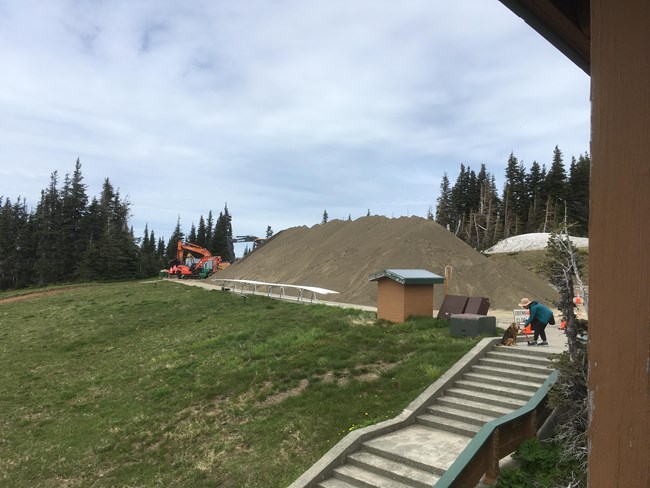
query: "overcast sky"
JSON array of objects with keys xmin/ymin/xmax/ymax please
[{"xmin": 0, "ymin": 0, "xmax": 590, "ymax": 255}]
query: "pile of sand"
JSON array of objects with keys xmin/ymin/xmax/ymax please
[{"xmin": 213, "ymin": 216, "xmax": 558, "ymax": 310}]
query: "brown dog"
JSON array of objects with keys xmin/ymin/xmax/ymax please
[{"xmin": 501, "ymin": 322, "xmax": 519, "ymax": 346}]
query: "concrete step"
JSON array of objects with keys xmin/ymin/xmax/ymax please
[
  {"xmin": 347, "ymin": 451, "xmax": 440, "ymax": 488},
  {"xmin": 454, "ymin": 379, "xmax": 534, "ymax": 402},
  {"xmin": 478, "ymin": 357, "xmax": 552, "ymax": 375},
  {"xmin": 416, "ymin": 413, "xmax": 480, "ymax": 438},
  {"xmin": 425, "ymin": 404, "xmax": 498, "ymax": 426},
  {"xmin": 331, "ymin": 464, "xmax": 414, "ymax": 488},
  {"xmin": 446, "ymin": 387, "xmax": 528, "ymax": 410},
  {"xmin": 318, "ymin": 477, "xmax": 358, "ymax": 488},
  {"xmin": 362, "ymin": 425, "xmax": 469, "ymax": 475},
  {"xmin": 486, "ymin": 350, "xmax": 552, "ymax": 366},
  {"xmin": 463, "ymin": 371, "xmax": 543, "ymax": 392},
  {"xmin": 435, "ymin": 394, "xmax": 513, "ymax": 418},
  {"xmin": 470, "ymin": 364, "xmax": 549, "ymax": 384},
  {"xmin": 493, "ymin": 344, "xmax": 553, "ymax": 358}
]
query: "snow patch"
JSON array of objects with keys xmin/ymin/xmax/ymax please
[{"xmin": 486, "ymin": 233, "xmax": 589, "ymax": 254}]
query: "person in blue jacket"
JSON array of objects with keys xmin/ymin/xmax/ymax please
[{"xmin": 519, "ymin": 297, "xmax": 555, "ymax": 346}]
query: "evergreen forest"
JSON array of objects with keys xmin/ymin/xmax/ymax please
[
  {"xmin": 0, "ymin": 159, "xmax": 234, "ymax": 290},
  {"xmin": 433, "ymin": 146, "xmax": 590, "ymax": 250}
]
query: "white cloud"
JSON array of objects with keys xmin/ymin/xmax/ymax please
[{"xmin": 0, "ymin": 0, "xmax": 590, "ymax": 247}]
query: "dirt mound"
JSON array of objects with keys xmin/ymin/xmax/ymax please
[{"xmin": 214, "ymin": 216, "xmax": 558, "ymax": 309}]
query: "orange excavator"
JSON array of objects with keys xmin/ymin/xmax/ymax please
[{"xmin": 167, "ymin": 241, "xmax": 224, "ymax": 279}]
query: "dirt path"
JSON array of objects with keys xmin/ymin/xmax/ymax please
[{"xmin": 0, "ymin": 285, "xmax": 90, "ymax": 304}]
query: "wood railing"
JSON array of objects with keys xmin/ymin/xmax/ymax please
[{"xmin": 434, "ymin": 370, "xmax": 559, "ymax": 487}]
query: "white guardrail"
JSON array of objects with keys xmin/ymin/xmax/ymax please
[{"xmin": 212, "ymin": 279, "xmax": 339, "ymax": 303}]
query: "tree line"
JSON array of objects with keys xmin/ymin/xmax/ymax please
[
  {"xmin": 0, "ymin": 159, "xmax": 235, "ymax": 290},
  {"xmin": 433, "ymin": 146, "xmax": 589, "ymax": 250}
]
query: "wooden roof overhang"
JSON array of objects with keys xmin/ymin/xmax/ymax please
[{"xmin": 498, "ymin": 0, "xmax": 591, "ymax": 74}]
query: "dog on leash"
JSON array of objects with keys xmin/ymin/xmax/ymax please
[{"xmin": 501, "ymin": 322, "xmax": 519, "ymax": 346}]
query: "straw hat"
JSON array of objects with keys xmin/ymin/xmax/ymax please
[{"xmin": 518, "ymin": 297, "xmax": 532, "ymax": 307}]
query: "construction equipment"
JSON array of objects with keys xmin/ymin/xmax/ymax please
[
  {"xmin": 231, "ymin": 235, "xmax": 267, "ymax": 250},
  {"xmin": 167, "ymin": 241, "xmax": 223, "ymax": 279}
]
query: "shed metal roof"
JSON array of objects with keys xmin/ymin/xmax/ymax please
[{"xmin": 368, "ymin": 269, "xmax": 445, "ymax": 285}]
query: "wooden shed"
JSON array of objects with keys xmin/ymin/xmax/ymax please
[{"xmin": 368, "ymin": 269, "xmax": 444, "ymax": 323}]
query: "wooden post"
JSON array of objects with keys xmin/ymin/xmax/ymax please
[
  {"xmin": 444, "ymin": 265, "xmax": 453, "ymax": 296},
  {"xmin": 483, "ymin": 428, "xmax": 500, "ymax": 485}
]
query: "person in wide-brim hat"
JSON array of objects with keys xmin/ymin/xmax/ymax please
[
  {"xmin": 519, "ymin": 297, "xmax": 555, "ymax": 346},
  {"xmin": 518, "ymin": 297, "xmax": 532, "ymax": 308}
]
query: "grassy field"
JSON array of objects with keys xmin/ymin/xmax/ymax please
[{"xmin": 0, "ymin": 281, "xmax": 482, "ymax": 487}]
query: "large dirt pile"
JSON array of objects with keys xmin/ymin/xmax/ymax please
[{"xmin": 213, "ymin": 216, "xmax": 558, "ymax": 310}]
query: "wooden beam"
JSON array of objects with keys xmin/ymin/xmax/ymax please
[{"xmin": 499, "ymin": 0, "xmax": 590, "ymax": 73}]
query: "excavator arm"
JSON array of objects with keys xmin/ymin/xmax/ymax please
[{"xmin": 176, "ymin": 241, "xmax": 213, "ymax": 262}]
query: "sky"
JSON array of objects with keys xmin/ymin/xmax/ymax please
[{"xmin": 0, "ymin": 0, "xmax": 591, "ymax": 256}]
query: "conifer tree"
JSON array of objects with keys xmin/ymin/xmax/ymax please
[
  {"xmin": 266, "ymin": 226, "xmax": 274, "ymax": 239},
  {"xmin": 13, "ymin": 198, "xmax": 36, "ymax": 288},
  {"xmin": 222, "ymin": 204, "xmax": 235, "ymax": 261},
  {"xmin": 525, "ymin": 161, "xmax": 545, "ymax": 232},
  {"xmin": 205, "ymin": 211, "xmax": 214, "ymax": 251},
  {"xmin": 434, "ymin": 173, "xmax": 453, "ymax": 230},
  {"xmin": 33, "ymin": 172, "xmax": 62, "ymax": 285},
  {"xmin": 59, "ymin": 159, "xmax": 88, "ymax": 280},
  {"xmin": 321, "ymin": 210, "xmax": 328, "ymax": 224},
  {"xmin": 188, "ymin": 223, "xmax": 197, "ymax": 243},
  {"xmin": 211, "ymin": 204, "xmax": 234, "ymax": 261},
  {"xmin": 542, "ymin": 146, "xmax": 568, "ymax": 231},
  {"xmin": 0, "ymin": 198, "xmax": 18, "ymax": 288},
  {"xmin": 196, "ymin": 215, "xmax": 207, "ymax": 247},
  {"xmin": 567, "ymin": 153, "xmax": 590, "ymax": 235},
  {"xmin": 166, "ymin": 217, "xmax": 184, "ymax": 262},
  {"xmin": 502, "ymin": 153, "xmax": 527, "ymax": 237}
]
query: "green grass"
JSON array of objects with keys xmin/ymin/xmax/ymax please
[{"xmin": 0, "ymin": 281, "xmax": 482, "ymax": 487}]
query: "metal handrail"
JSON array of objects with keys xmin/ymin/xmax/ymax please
[{"xmin": 434, "ymin": 369, "xmax": 559, "ymax": 487}]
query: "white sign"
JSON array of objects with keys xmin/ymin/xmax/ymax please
[{"xmin": 513, "ymin": 308, "xmax": 530, "ymax": 325}]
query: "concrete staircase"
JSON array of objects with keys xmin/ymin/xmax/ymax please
[{"xmin": 300, "ymin": 342, "xmax": 556, "ymax": 488}]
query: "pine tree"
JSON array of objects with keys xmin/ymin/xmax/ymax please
[
  {"xmin": 322, "ymin": 210, "xmax": 328, "ymax": 224},
  {"xmin": 196, "ymin": 215, "xmax": 207, "ymax": 247},
  {"xmin": 567, "ymin": 153, "xmax": 590, "ymax": 236},
  {"xmin": 434, "ymin": 173, "xmax": 453, "ymax": 230},
  {"xmin": 211, "ymin": 204, "xmax": 234, "ymax": 261},
  {"xmin": 426, "ymin": 206, "xmax": 434, "ymax": 221},
  {"xmin": 166, "ymin": 216, "xmax": 184, "ymax": 262},
  {"xmin": 0, "ymin": 197, "xmax": 18, "ymax": 289},
  {"xmin": 78, "ymin": 197, "xmax": 103, "ymax": 280},
  {"xmin": 156, "ymin": 237, "xmax": 166, "ymax": 262},
  {"xmin": 502, "ymin": 153, "xmax": 527, "ymax": 237},
  {"xmin": 188, "ymin": 223, "xmax": 197, "ymax": 243},
  {"xmin": 222, "ymin": 204, "xmax": 234, "ymax": 261},
  {"xmin": 205, "ymin": 211, "xmax": 214, "ymax": 251},
  {"xmin": 541, "ymin": 146, "xmax": 569, "ymax": 231},
  {"xmin": 137, "ymin": 224, "xmax": 161, "ymax": 277},
  {"xmin": 468, "ymin": 165, "xmax": 501, "ymax": 249},
  {"xmin": 525, "ymin": 161, "xmax": 545, "ymax": 232},
  {"xmin": 59, "ymin": 159, "xmax": 88, "ymax": 280},
  {"xmin": 266, "ymin": 226, "xmax": 274, "ymax": 239},
  {"xmin": 33, "ymin": 172, "xmax": 62, "ymax": 285},
  {"xmin": 13, "ymin": 198, "xmax": 36, "ymax": 288}
]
